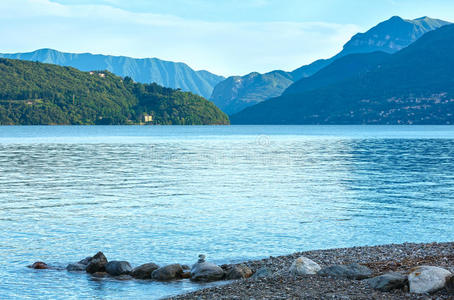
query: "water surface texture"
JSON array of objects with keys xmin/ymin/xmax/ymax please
[{"xmin": 1, "ymin": 126, "xmax": 454, "ymax": 299}]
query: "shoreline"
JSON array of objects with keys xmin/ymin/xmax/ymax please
[{"xmin": 167, "ymin": 242, "xmax": 454, "ymax": 299}]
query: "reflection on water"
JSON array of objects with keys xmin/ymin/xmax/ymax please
[{"xmin": 0, "ymin": 126, "xmax": 454, "ymax": 299}]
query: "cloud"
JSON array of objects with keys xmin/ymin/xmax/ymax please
[{"xmin": 0, "ymin": 0, "xmax": 361, "ymax": 76}]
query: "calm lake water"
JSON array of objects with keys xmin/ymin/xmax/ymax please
[{"xmin": 1, "ymin": 125, "xmax": 454, "ymax": 299}]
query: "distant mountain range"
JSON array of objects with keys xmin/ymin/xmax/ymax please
[
  {"xmin": 231, "ymin": 24, "xmax": 454, "ymax": 125},
  {"xmin": 0, "ymin": 49, "xmax": 224, "ymax": 99},
  {"xmin": 212, "ymin": 16, "xmax": 450, "ymax": 115}
]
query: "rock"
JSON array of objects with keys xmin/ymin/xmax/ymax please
[
  {"xmin": 131, "ymin": 263, "xmax": 160, "ymax": 279},
  {"xmin": 251, "ymin": 267, "xmax": 271, "ymax": 279},
  {"xmin": 115, "ymin": 275, "xmax": 133, "ymax": 280},
  {"xmin": 66, "ymin": 263, "xmax": 87, "ymax": 272},
  {"xmin": 78, "ymin": 257, "xmax": 93, "ymax": 265},
  {"xmin": 105, "ymin": 261, "xmax": 132, "ymax": 276},
  {"xmin": 151, "ymin": 264, "xmax": 183, "ymax": 281},
  {"xmin": 446, "ymin": 275, "xmax": 454, "ymax": 294},
  {"xmin": 92, "ymin": 272, "xmax": 108, "ymax": 278},
  {"xmin": 191, "ymin": 260, "xmax": 225, "ymax": 282},
  {"xmin": 289, "ymin": 256, "xmax": 321, "ymax": 275},
  {"xmin": 29, "ymin": 261, "xmax": 49, "ymax": 269},
  {"xmin": 408, "ymin": 265, "xmax": 452, "ymax": 294},
  {"xmin": 181, "ymin": 271, "xmax": 191, "ymax": 279},
  {"xmin": 317, "ymin": 263, "xmax": 373, "ymax": 280},
  {"xmin": 225, "ymin": 264, "xmax": 253, "ymax": 280},
  {"xmin": 182, "ymin": 265, "xmax": 190, "ymax": 270},
  {"xmin": 366, "ymin": 272, "xmax": 407, "ymax": 291},
  {"xmin": 86, "ymin": 252, "xmax": 108, "ymax": 274}
]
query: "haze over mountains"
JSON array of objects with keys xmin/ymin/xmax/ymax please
[
  {"xmin": 231, "ymin": 23, "xmax": 454, "ymax": 125},
  {"xmin": 0, "ymin": 49, "xmax": 224, "ymax": 99},
  {"xmin": 211, "ymin": 16, "xmax": 450, "ymax": 115}
]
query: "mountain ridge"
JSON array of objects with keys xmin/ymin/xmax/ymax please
[
  {"xmin": 230, "ymin": 24, "xmax": 454, "ymax": 125},
  {"xmin": 211, "ymin": 16, "xmax": 450, "ymax": 115},
  {"xmin": 0, "ymin": 48, "xmax": 224, "ymax": 99}
]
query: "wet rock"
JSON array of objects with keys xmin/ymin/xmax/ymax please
[
  {"xmin": 92, "ymin": 271, "xmax": 108, "ymax": 278},
  {"xmin": 251, "ymin": 267, "xmax": 271, "ymax": 279},
  {"xmin": 289, "ymin": 256, "xmax": 321, "ymax": 275},
  {"xmin": 105, "ymin": 261, "xmax": 132, "ymax": 276},
  {"xmin": 181, "ymin": 271, "xmax": 191, "ymax": 279},
  {"xmin": 151, "ymin": 264, "xmax": 183, "ymax": 281},
  {"xmin": 225, "ymin": 264, "xmax": 253, "ymax": 280},
  {"xmin": 317, "ymin": 263, "xmax": 372, "ymax": 280},
  {"xmin": 182, "ymin": 265, "xmax": 190, "ymax": 270},
  {"xmin": 29, "ymin": 261, "xmax": 49, "ymax": 269},
  {"xmin": 78, "ymin": 257, "xmax": 93, "ymax": 265},
  {"xmin": 66, "ymin": 263, "xmax": 87, "ymax": 272},
  {"xmin": 408, "ymin": 265, "xmax": 452, "ymax": 294},
  {"xmin": 366, "ymin": 272, "xmax": 407, "ymax": 291},
  {"xmin": 191, "ymin": 256, "xmax": 225, "ymax": 282},
  {"xmin": 115, "ymin": 275, "xmax": 133, "ymax": 280},
  {"xmin": 86, "ymin": 252, "xmax": 108, "ymax": 274},
  {"xmin": 446, "ymin": 275, "xmax": 454, "ymax": 294},
  {"xmin": 131, "ymin": 263, "xmax": 160, "ymax": 279}
]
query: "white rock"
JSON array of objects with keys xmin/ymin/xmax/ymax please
[
  {"xmin": 408, "ymin": 265, "xmax": 452, "ymax": 294},
  {"xmin": 289, "ymin": 256, "xmax": 321, "ymax": 275}
]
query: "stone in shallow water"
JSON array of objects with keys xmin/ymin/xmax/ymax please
[
  {"xmin": 366, "ymin": 272, "xmax": 407, "ymax": 291},
  {"xmin": 78, "ymin": 257, "xmax": 93, "ymax": 265},
  {"xmin": 105, "ymin": 261, "xmax": 132, "ymax": 276},
  {"xmin": 289, "ymin": 256, "xmax": 321, "ymax": 275},
  {"xmin": 408, "ymin": 265, "xmax": 452, "ymax": 294},
  {"xmin": 131, "ymin": 263, "xmax": 160, "ymax": 279},
  {"xmin": 225, "ymin": 264, "xmax": 253, "ymax": 280},
  {"xmin": 191, "ymin": 261, "xmax": 225, "ymax": 282},
  {"xmin": 29, "ymin": 262, "xmax": 49, "ymax": 269},
  {"xmin": 66, "ymin": 263, "xmax": 87, "ymax": 272},
  {"xmin": 151, "ymin": 264, "xmax": 183, "ymax": 281},
  {"xmin": 86, "ymin": 252, "xmax": 108, "ymax": 274},
  {"xmin": 317, "ymin": 263, "xmax": 372, "ymax": 280}
]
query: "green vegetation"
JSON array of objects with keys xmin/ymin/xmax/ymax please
[{"xmin": 0, "ymin": 58, "xmax": 229, "ymax": 125}]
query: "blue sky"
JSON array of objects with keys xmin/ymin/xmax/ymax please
[{"xmin": 1, "ymin": 0, "xmax": 453, "ymax": 76}]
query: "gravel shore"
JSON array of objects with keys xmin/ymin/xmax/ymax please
[{"xmin": 167, "ymin": 242, "xmax": 454, "ymax": 299}]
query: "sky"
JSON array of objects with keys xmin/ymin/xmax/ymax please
[{"xmin": 1, "ymin": 0, "xmax": 453, "ymax": 76}]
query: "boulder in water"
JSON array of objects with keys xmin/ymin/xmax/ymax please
[
  {"xmin": 151, "ymin": 264, "xmax": 183, "ymax": 281},
  {"xmin": 86, "ymin": 252, "xmax": 108, "ymax": 274},
  {"xmin": 105, "ymin": 261, "xmax": 132, "ymax": 276},
  {"xmin": 190, "ymin": 255, "xmax": 224, "ymax": 282},
  {"xmin": 66, "ymin": 263, "xmax": 87, "ymax": 272},
  {"xmin": 131, "ymin": 263, "xmax": 160, "ymax": 279},
  {"xmin": 29, "ymin": 262, "xmax": 49, "ymax": 269}
]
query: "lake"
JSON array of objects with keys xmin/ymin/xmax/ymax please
[{"xmin": 1, "ymin": 125, "xmax": 454, "ymax": 299}]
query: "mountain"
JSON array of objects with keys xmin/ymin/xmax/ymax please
[
  {"xmin": 0, "ymin": 49, "xmax": 224, "ymax": 99},
  {"xmin": 211, "ymin": 16, "xmax": 450, "ymax": 115},
  {"xmin": 230, "ymin": 24, "xmax": 454, "ymax": 125},
  {"xmin": 0, "ymin": 58, "xmax": 229, "ymax": 125},
  {"xmin": 284, "ymin": 51, "xmax": 391, "ymax": 95},
  {"xmin": 209, "ymin": 71, "xmax": 293, "ymax": 116}
]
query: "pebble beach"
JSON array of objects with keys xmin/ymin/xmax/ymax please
[{"xmin": 167, "ymin": 242, "xmax": 454, "ymax": 299}]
